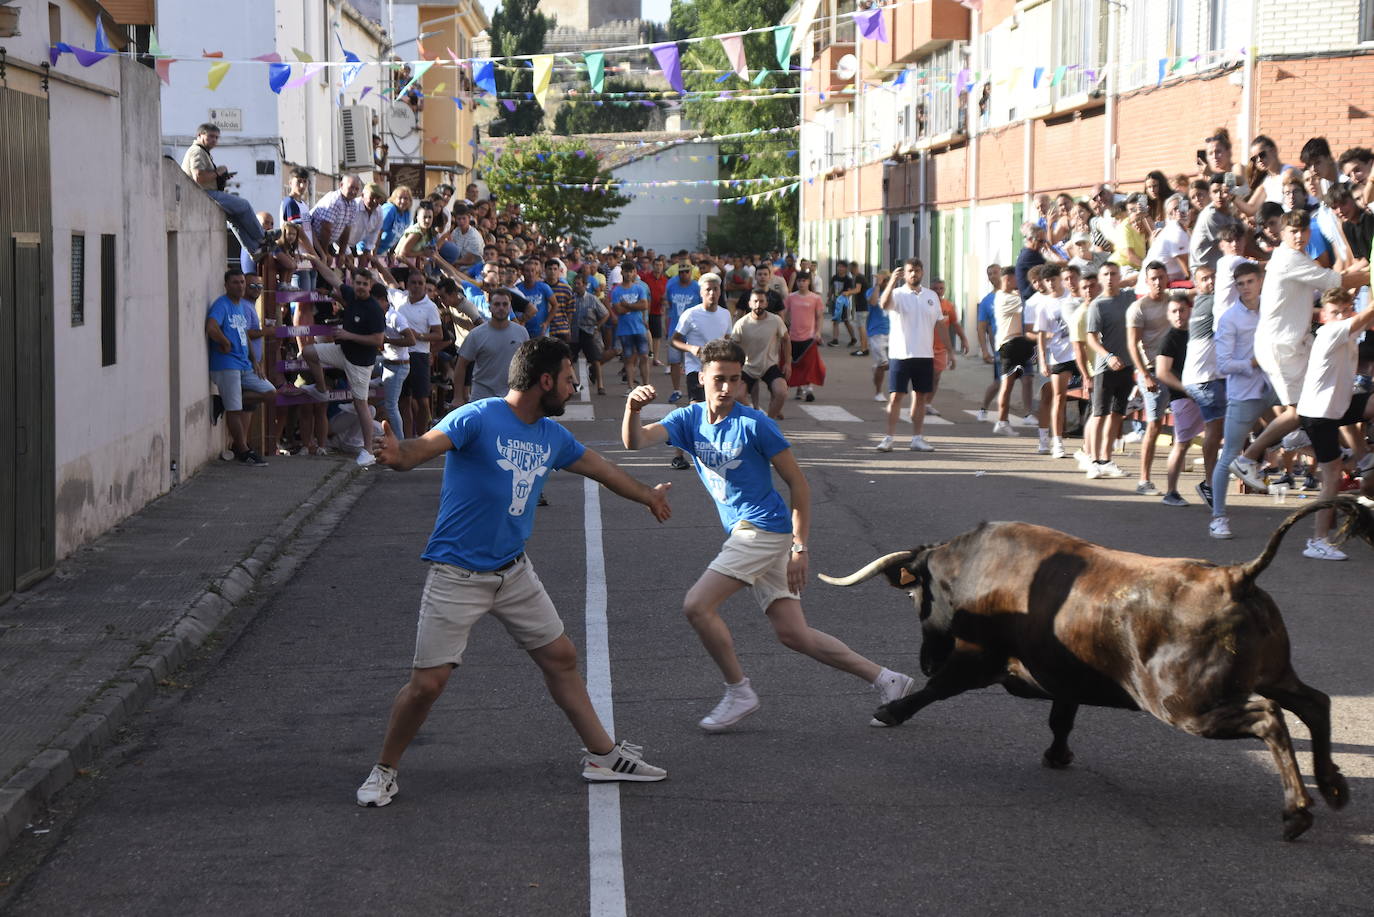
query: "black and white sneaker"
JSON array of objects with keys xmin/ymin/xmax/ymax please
[
  {"xmin": 581, "ymin": 741, "xmax": 667, "ymax": 782},
  {"xmin": 356, "ymin": 764, "xmax": 398, "ymax": 807},
  {"xmin": 236, "ymin": 449, "xmax": 268, "ymax": 467}
]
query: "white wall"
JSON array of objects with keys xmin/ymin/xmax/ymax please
[{"xmin": 594, "ymin": 142, "xmax": 720, "ymax": 250}]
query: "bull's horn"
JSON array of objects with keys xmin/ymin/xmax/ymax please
[{"xmin": 818, "ymin": 551, "xmax": 915, "ymax": 587}]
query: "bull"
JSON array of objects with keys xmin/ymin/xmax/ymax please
[{"xmin": 820, "ymin": 497, "xmax": 1373, "ymax": 840}]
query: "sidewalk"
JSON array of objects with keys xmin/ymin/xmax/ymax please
[{"xmin": 0, "ymin": 454, "xmax": 366, "ymax": 857}]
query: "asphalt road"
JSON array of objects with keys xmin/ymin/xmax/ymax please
[{"xmin": 4, "ymin": 351, "xmax": 1373, "ymax": 915}]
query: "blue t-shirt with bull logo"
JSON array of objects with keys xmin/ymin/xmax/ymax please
[
  {"xmin": 422, "ymin": 398, "xmax": 585, "ymax": 570},
  {"xmin": 660, "ymin": 402, "xmax": 792, "ymax": 535}
]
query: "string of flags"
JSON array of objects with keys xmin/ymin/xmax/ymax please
[{"xmin": 490, "ymin": 179, "xmax": 800, "ymax": 207}]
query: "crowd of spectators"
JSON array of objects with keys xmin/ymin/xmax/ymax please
[{"xmin": 187, "ymin": 122, "xmax": 1373, "ymax": 559}]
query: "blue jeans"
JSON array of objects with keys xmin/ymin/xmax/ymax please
[
  {"xmin": 1210, "ymin": 397, "xmax": 1270, "ymax": 518},
  {"xmin": 381, "ymin": 360, "xmax": 410, "ymax": 437},
  {"xmin": 205, "ymin": 189, "xmax": 266, "ymax": 253}
]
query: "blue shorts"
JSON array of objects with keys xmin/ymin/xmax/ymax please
[
  {"xmin": 1138, "ymin": 372, "xmax": 1171, "ymax": 421},
  {"xmin": 1184, "ymin": 379, "xmax": 1228, "ymax": 423},
  {"xmin": 618, "ymin": 333, "xmax": 649, "ymax": 356},
  {"xmin": 888, "ymin": 357, "xmax": 935, "ymax": 394}
]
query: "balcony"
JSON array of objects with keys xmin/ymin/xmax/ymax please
[
  {"xmin": 892, "ymin": 0, "xmax": 970, "ymax": 65},
  {"xmin": 815, "ymin": 41, "xmax": 857, "ymax": 98}
]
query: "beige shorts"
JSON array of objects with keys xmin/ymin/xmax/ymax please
[
  {"xmin": 707, "ymin": 523, "xmax": 799, "ymax": 612},
  {"xmin": 313, "ymin": 342, "xmax": 374, "ymax": 400},
  {"xmin": 1254, "ymin": 337, "xmax": 1310, "ymax": 407},
  {"xmin": 412, "ymin": 556, "xmax": 564, "ymax": 668}
]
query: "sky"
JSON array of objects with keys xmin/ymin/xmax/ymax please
[{"xmin": 476, "ymin": 0, "xmax": 674, "ymax": 26}]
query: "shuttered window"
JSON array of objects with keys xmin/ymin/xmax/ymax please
[
  {"xmin": 100, "ymin": 234, "xmax": 116, "ymax": 366},
  {"xmin": 70, "ymin": 233, "xmax": 85, "ymax": 326}
]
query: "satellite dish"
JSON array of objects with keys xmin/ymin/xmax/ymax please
[
  {"xmin": 387, "ymin": 102, "xmax": 420, "ymax": 159},
  {"xmin": 835, "ymin": 54, "xmax": 859, "ymax": 81}
]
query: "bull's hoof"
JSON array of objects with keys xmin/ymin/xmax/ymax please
[
  {"xmin": 871, "ymin": 704, "xmax": 901, "ymax": 727},
  {"xmin": 1282, "ymin": 807, "xmax": 1314, "ymax": 842},
  {"xmin": 1041, "ymin": 748, "xmax": 1074, "ymax": 770},
  {"xmin": 1319, "ymin": 771, "xmax": 1350, "ymax": 810}
]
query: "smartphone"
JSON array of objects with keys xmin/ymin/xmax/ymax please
[
  {"xmin": 1196, "ymin": 149, "xmax": 1207, "ymax": 166},
  {"xmin": 1153, "ymin": 221, "xmax": 1164, "ymax": 230}
]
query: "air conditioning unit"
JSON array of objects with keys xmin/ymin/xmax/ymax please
[{"xmin": 340, "ymin": 105, "xmax": 372, "ymax": 171}]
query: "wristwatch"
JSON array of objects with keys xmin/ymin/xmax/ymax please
[{"xmin": 790, "ymin": 543, "xmax": 807, "ymax": 555}]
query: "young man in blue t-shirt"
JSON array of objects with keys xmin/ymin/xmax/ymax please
[
  {"xmin": 664, "ymin": 258, "xmax": 703, "ymax": 403},
  {"xmin": 620, "ymin": 339, "xmax": 915, "ymax": 732},
  {"xmin": 205, "ymin": 268, "xmax": 279, "ymax": 466},
  {"xmin": 516, "ymin": 259, "xmax": 555, "ymax": 337},
  {"xmin": 610, "ymin": 261, "xmax": 652, "ymax": 390},
  {"xmin": 356, "ymin": 338, "xmax": 673, "ymax": 808}
]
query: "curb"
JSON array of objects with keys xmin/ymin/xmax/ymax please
[{"xmin": 0, "ymin": 462, "xmax": 368, "ymax": 858}]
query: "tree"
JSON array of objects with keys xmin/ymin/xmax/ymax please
[
  {"xmin": 668, "ymin": 0, "xmax": 800, "ymax": 251},
  {"xmin": 479, "ymin": 136, "xmax": 632, "ymax": 244},
  {"xmin": 489, "ymin": 0, "xmax": 551, "ymax": 136},
  {"xmin": 553, "ymin": 80, "xmax": 656, "ymax": 135}
]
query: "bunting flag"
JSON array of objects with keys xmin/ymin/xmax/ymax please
[
  {"xmin": 397, "ymin": 60, "xmax": 434, "ymax": 96},
  {"xmin": 94, "ymin": 17, "xmax": 116, "ymax": 54},
  {"xmin": 474, "ymin": 59, "xmax": 496, "ymax": 95},
  {"xmin": 855, "ymin": 7, "xmax": 887, "ymax": 43},
  {"xmin": 206, "ymin": 61, "xmax": 231, "ymax": 90},
  {"xmin": 584, "ymin": 51, "xmax": 606, "ymax": 94},
  {"xmin": 1050, "ymin": 65, "xmax": 1066, "ymax": 86},
  {"xmin": 147, "ymin": 28, "xmax": 164, "ymax": 57},
  {"xmin": 532, "ymin": 55, "xmax": 554, "ymax": 108},
  {"xmin": 892, "ymin": 68, "xmax": 908, "ymax": 88},
  {"xmin": 284, "ymin": 63, "xmax": 325, "ymax": 89},
  {"xmin": 719, "ymin": 33, "xmax": 748, "ymax": 81},
  {"xmin": 291, "ymin": 48, "xmax": 312, "ymax": 63},
  {"xmin": 954, "ymin": 67, "xmax": 970, "ymax": 95},
  {"xmin": 253, "ymin": 52, "xmax": 283, "ymax": 63},
  {"xmin": 155, "ymin": 58, "xmax": 175, "ymax": 84},
  {"xmin": 1032, "ymin": 66, "xmax": 1045, "ymax": 88},
  {"xmin": 269, "ymin": 62, "xmax": 291, "ymax": 93},
  {"xmin": 773, "ymin": 25, "xmax": 794, "ymax": 70},
  {"xmin": 752, "ymin": 69, "xmax": 770, "ymax": 86},
  {"xmin": 651, "ymin": 42, "xmax": 684, "ymax": 94}
]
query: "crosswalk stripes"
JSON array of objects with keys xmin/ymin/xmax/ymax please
[
  {"xmin": 564, "ymin": 401, "xmax": 963, "ymax": 424},
  {"xmin": 962, "ymin": 410, "xmax": 1039, "ymax": 426}
]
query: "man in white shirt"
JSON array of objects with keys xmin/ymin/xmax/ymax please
[
  {"xmin": 389, "ymin": 270, "xmax": 444, "ymax": 437},
  {"xmin": 1125, "ymin": 262, "xmax": 1176, "ymax": 494},
  {"xmin": 1211, "ymin": 225, "xmax": 1252, "ymax": 315},
  {"xmin": 1029, "ymin": 264, "xmax": 1078, "ymax": 459},
  {"xmin": 310, "ymin": 175, "xmax": 362, "ymax": 263},
  {"xmin": 1295, "ymin": 287, "xmax": 1374, "ymax": 559},
  {"xmin": 351, "ymin": 183, "xmax": 387, "ymax": 269},
  {"xmin": 669, "ymin": 273, "xmax": 734, "ymax": 469},
  {"xmin": 875, "ymin": 259, "xmax": 946, "ymax": 453},
  {"xmin": 1136, "ymin": 193, "xmax": 1191, "ymax": 292},
  {"xmin": 1207, "ymin": 262, "xmax": 1269, "ymax": 540},
  {"xmin": 448, "ymin": 204, "xmax": 485, "ymax": 270},
  {"xmin": 1230, "ymin": 210, "xmax": 1364, "ymax": 491}
]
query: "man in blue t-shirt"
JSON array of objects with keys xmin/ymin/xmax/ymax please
[
  {"xmin": 664, "ymin": 263, "xmax": 703, "ymax": 402},
  {"xmin": 620, "ymin": 338, "xmax": 915, "ymax": 733},
  {"xmin": 516, "ymin": 259, "xmax": 555, "ymax": 337},
  {"xmin": 975, "ymin": 263, "xmax": 1004, "ymax": 420},
  {"xmin": 610, "ymin": 261, "xmax": 652, "ymax": 389},
  {"xmin": 205, "ymin": 268, "xmax": 278, "ymax": 466},
  {"xmin": 355, "ymin": 338, "xmax": 673, "ymax": 809}
]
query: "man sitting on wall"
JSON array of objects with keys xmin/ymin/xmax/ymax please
[{"xmin": 182, "ymin": 123, "xmax": 277, "ymax": 262}]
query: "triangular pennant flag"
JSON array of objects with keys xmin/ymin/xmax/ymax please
[
  {"xmin": 416, "ymin": 39, "xmax": 436, "ymax": 61},
  {"xmin": 532, "ymin": 55, "xmax": 554, "ymax": 108},
  {"xmin": 253, "ymin": 52, "xmax": 283, "ymax": 63},
  {"xmin": 1050, "ymin": 65, "xmax": 1067, "ymax": 86},
  {"xmin": 720, "ymin": 33, "xmax": 748, "ymax": 81},
  {"xmin": 341, "ymin": 51, "xmax": 363, "ymax": 88},
  {"xmin": 148, "ymin": 28, "xmax": 164, "ymax": 57},
  {"xmin": 1170, "ymin": 56, "xmax": 1186, "ymax": 73},
  {"xmin": 451, "ymin": 95, "xmax": 464, "ymax": 110},
  {"xmin": 1157, "ymin": 58, "xmax": 1167, "ymax": 85},
  {"xmin": 954, "ymin": 68, "xmax": 970, "ymax": 95},
  {"xmin": 1349, "ymin": 105, "xmax": 1369, "ymax": 119},
  {"xmin": 752, "ymin": 69, "xmax": 770, "ymax": 86},
  {"xmin": 855, "ymin": 7, "xmax": 887, "ymax": 42},
  {"xmin": 1032, "ymin": 66, "xmax": 1045, "ymax": 88},
  {"xmin": 68, "ymin": 45, "xmax": 110, "ymax": 67},
  {"xmin": 432, "ymin": 82, "xmax": 447, "ymax": 94},
  {"xmin": 584, "ymin": 51, "xmax": 606, "ymax": 95},
  {"xmin": 474, "ymin": 59, "xmax": 496, "ymax": 95},
  {"xmin": 291, "ymin": 48, "xmax": 312, "ymax": 62},
  {"xmin": 154, "ymin": 58, "xmax": 175, "ymax": 84},
  {"xmin": 651, "ymin": 42, "xmax": 684, "ymax": 94},
  {"xmin": 269, "ymin": 62, "xmax": 291, "ymax": 93},
  {"xmin": 284, "ymin": 63, "xmax": 325, "ymax": 90},
  {"xmin": 892, "ymin": 68, "xmax": 908, "ymax": 88},
  {"xmin": 773, "ymin": 26, "xmax": 794, "ymax": 70},
  {"xmin": 206, "ymin": 61, "xmax": 231, "ymax": 90},
  {"xmin": 94, "ymin": 17, "xmax": 116, "ymax": 53},
  {"xmin": 397, "ymin": 61, "xmax": 434, "ymax": 96}
]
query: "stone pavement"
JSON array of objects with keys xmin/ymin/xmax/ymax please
[{"xmin": 0, "ymin": 453, "xmax": 367, "ymax": 857}]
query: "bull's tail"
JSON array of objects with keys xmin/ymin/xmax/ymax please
[{"xmin": 1238, "ymin": 496, "xmax": 1374, "ymax": 583}]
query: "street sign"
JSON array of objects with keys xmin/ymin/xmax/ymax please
[{"xmin": 208, "ymin": 108, "xmax": 242, "ymax": 131}]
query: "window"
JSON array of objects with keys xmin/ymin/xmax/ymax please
[
  {"xmin": 70, "ymin": 234, "xmax": 85, "ymax": 326},
  {"xmin": 1053, "ymin": 0, "xmax": 1107, "ymax": 99},
  {"xmin": 256, "ymin": 160, "xmax": 275, "ymax": 175},
  {"xmin": 48, "ymin": 3, "xmax": 60, "ymax": 44},
  {"xmin": 100, "ymin": 235, "xmax": 116, "ymax": 366},
  {"xmin": 1362, "ymin": 0, "xmax": 1374, "ymax": 42}
]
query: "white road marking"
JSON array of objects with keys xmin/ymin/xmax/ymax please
[
  {"xmin": 583, "ymin": 476, "xmax": 627, "ymax": 917},
  {"xmin": 639, "ymin": 402, "xmax": 677, "ymax": 420},
  {"xmin": 580, "ymin": 359, "xmax": 592, "ymax": 403},
  {"xmin": 560, "ymin": 404, "xmax": 596, "ymax": 422},
  {"xmin": 800, "ymin": 404, "xmax": 863, "ymax": 422}
]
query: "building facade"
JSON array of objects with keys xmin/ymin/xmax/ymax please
[{"xmin": 795, "ymin": 0, "xmax": 1374, "ymax": 322}]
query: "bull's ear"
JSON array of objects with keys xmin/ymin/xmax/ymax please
[
  {"xmin": 898, "ymin": 568, "xmax": 917, "ymax": 586},
  {"xmin": 883, "ymin": 563, "xmax": 920, "ymax": 588}
]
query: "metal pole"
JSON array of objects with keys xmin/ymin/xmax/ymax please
[{"xmin": 1103, "ymin": 0, "xmax": 1119, "ymax": 184}]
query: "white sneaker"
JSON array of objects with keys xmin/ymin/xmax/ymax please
[
  {"xmin": 1134, "ymin": 480, "xmax": 1159, "ymax": 496},
  {"xmin": 581, "ymin": 740, "xmax": 668, "ymax": 782},
  {"xmin": 699, "ymin": 678, "xmax": 760, "ymax": 732},
  {"xmin": 925, "ymin": 404, "xmax": 941, "ymax": 416},
  {"xmin": 1021, "ymin": 413, "xmax": 1038, "ymax": 426},
  {"xmin": 873, "ymin": 393, "xmax": 886, "ymax": 402},
  {"xmin": 304, "ymin": 384, "xmax": 333, "ymax": 402},
  {"xmin": 875, "ymin": 435, "xmax": 894, "ymax": 452},
  {"xmin": 992, "ymin": 421, "xmax": 1019, "ymax": 437},
  {"xmin": 1209, "ymin": 516, "xmax": 1233, "ymax": 540},
  {"xmin": 976, "ymin": 409, "xmax": 988, "ymax": 422},
  {"xmin": 1036, "ymin": 437, "xmax": 1050, "ymax": 455},
  {"xmin": 909, "ymin": 435, "xmax": 934, "ymax": 452},
  {"xmin": 1050, "ymin": 438, "xmax": 1067, "ymax": 459},
  {"xmin": 356, "ymin": 764, "xmax": 398, "ymax": 807},
  {"xmin": 1303, "ymin": 538, "xmax": 1348, "ymax": 561},
  {"xmin": 1229, "ymin": 455, "xmax": 1268, "ymax": 493},
  {"xmin": 1074, "ymin": 449, "xmax": 1092, "ymax": 470},
  {"xmin": 870, "ymin": 668, "xmax": 916, "ymax": 727},
  {"xmin": 1122, "ymin": 429, "xmax": 1145, "ymax": 444},
  {"xmin": 356, "ymin": 450, "xmax": 377, "ymax": 468},
  {"xmin": 1098, "ymin": 461, "xmax": 1126, "ymax": 478}
]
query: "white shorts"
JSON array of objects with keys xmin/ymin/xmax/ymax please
[
  {"xmin": 1169, "ymin": 396, "xmax": 1204, "ymax": 443},
  {"xmin": 1254, "ymin": 337, "xmax": 1310, "ymax": 407},
  {"xmin": 412, "ymin": 555, "xmax": 564, "ymax": 668},
  {"xmin": 707, "ymin": 523, "xmax": 799, "ymax": 611},
  {"xmin": 869, "ymin": 334, "xmax": 889, "ymax": 367},
  {"xmin": 313, "ymin": 342, "xmax": 374, "ymax": 400}
]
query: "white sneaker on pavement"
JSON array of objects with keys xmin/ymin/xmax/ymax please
[
  {"xmin": 356, "ymin": 451, "xmax": 377, "ymax": 467},
  {"xmin": 1209, "ymin": 516, "xmax": 1233, "ymax": 539},
  {"xmin": 1051, "ymin": 438, "xmax": 1067, "ymax": 459},
  {"xmin": 1021, "ymin": 413, "xmax": 1038, "ymax": 427},
  {"xmin": 699, "ymin": 678, "xmax": 760, "ymax": 732},
  {"xmin": 581, "ymin": 740, "xmax": 668, "ymax": 782},
  {"xmin": 1229, "ymin": 455, "xmax": 1268, "ymax": 493},
  {"xmin": 909, "ymin": 435, "xmax": 934, "ymax": 452},
  {"xmin": 873, "ymin": 393, "xmax": 886, "ymax": 402},
  {"xmin": 356, "ymin": 764, "xmax": 398, "ymax": 807},
  {"xmin": 1097, "ymin": 461, "xmax": 1126, "ymax": 478},
  {"xmin": 976, "ymin": 409, "xmax": 988, "ymax": 422},
  {"xmin": 992, "ymin": 420, "xmax": 1019, "ymax": 437},
  {"xmin": 1074, "ymin": 449, "xmax": 1092, "ymax": 470},
  {"xmin": 870, "ymin": 668, "xmax": 916, "ymax": 727},
  {"xmin": 875, "ymin": 435, "xmax": 894, "ymax": 452},
  {"xmin": 1302, "ymin": 538, "xmax": 1348, "ymax": 561}
]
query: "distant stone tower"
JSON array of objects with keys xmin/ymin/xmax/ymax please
[{"xmin": 539, "ymin": 0, "xmax": 641, "ymax": 30}]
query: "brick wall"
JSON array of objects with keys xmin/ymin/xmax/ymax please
[
  {"xmin": 931, "ymin": 143, "xmax": 970, "ymax": 206},
  {"xmin": 1114, "ymin": 76, "xmax": 1243, "ymax": 184},
  {"xmin": 1258, "ymin": 0, "xmax": 1362, "ymax": 54},
  {"xmin": 1256, "ymin": 54, "xmax": 1374, "ymax": 159},
  {"xmin": 976, "ymin": 123, "xmax": 1023, "ymax": 203}
]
